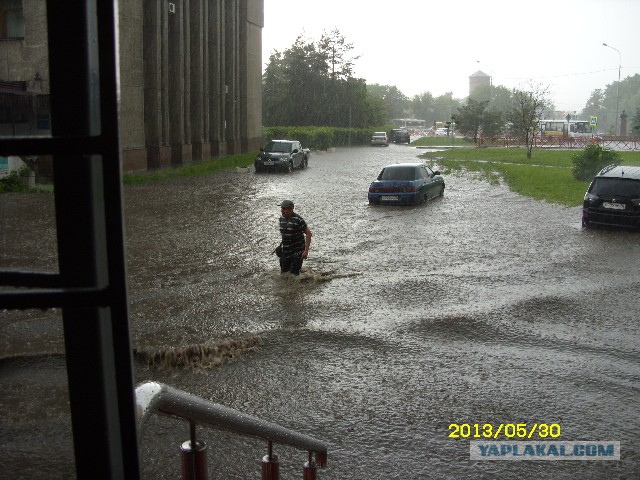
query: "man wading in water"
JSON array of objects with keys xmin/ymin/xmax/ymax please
[{"xmin": 277, "ymin": 199, "xmax": 312, "ymax": 275}]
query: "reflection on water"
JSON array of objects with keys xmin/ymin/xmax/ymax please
[{"xmin": 2, "ymin": 145, "xmax": 640, "ymax": 478}]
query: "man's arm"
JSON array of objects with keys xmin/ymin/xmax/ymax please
[{"xmin": 302, "ymin": 227, "xmax": 312, "ymax": 259}]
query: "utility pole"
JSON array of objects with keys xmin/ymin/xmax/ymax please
[{"xmin": 602, "ymin": 43, "xmax": 621, "ymax": 136}]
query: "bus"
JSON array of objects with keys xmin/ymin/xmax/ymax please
[
  {"xmin": 392, "ymin": 118, "xmax": 426, "ymax": 128},
  {"xmin": 538, "ymin": 119, "xmax": 593, "ymax": 138}
]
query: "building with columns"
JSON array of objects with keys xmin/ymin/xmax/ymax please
[{"xmin": 1, "ymin": 0, "xmax": 264, "ymax": 174}]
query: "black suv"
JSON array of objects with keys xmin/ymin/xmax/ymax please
[
  {"xmin": 582, "ymin": 164, "xmax": 640, "ymax": 230},
  {"xmin": 389, "ymin": 129, "xmax": 411, "ymax": 144}
]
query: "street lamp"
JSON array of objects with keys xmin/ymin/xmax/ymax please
[{"xmin": 602, "ymin": 42, "xmax": 621, "ymax": 136}]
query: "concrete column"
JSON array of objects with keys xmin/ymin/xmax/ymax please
[
  {"xmin": 168, "ymin": 0, "xmax": 185, "ymax": 165},
  {"xmin": 239, "ymin": 0, "xmax": 248, "ymax": 152},
  {"xmin": 201, "ymin": 0, "xmax": 211, "ymax": 158},
  {"xmin": 225, "ymin": 0, "xmax": 239, "ymax": 154},
  {"xmin": 246, "ymin": 0, "xmax": 264, "ymax": 151},
  {"xmin": 208, "ymin": 0, "xmax": 225, "ymax": 156},
  {"xmin": 190, "ymin": 0, "xmax": 204, "ymax": 161},
  {"xmin": 143, "ymin": 0, "xmax": 162, "ymax": 169},
  {"xmin": 182, "ymin": 0, "xmax": 192, "ymax": 164},
  {"xmin": 161, "ymin": 0, "xmax": 171, "ymax": 166}
]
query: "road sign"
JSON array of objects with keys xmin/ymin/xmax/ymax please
[{"xmin": 590, "ymin": 116, "xmax": 598, "ymax": 126}]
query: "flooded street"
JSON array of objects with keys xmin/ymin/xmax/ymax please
[{"xmin": 2, "ymin": 145, "xmax": 640, "ymax": 479}]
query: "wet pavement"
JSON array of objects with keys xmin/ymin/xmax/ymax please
[{"xmin": 1, "ymin": 144, "xmax": 640, "ymax": 479}]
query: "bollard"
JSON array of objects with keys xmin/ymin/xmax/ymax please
[
  {"xmin": 315, "ymin": 450, "xmax": 327, "ymax": 468},
  {"xmin": 180, "ymin": 440, "xmax": 208, "ymax": 480},
  {"xmin": 262, "ymin": 440, "xmax": 279, "ymax": 480},
  {"xmin": 261, "ymin": 454, "xmax": 279, "ymax": 480},
  {"xmin": 303, "ymin": 460, "xmax": 317, "ymax": 480}
]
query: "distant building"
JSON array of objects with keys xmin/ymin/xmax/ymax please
[
  {"xmin": 469, "ymin": 70, "xmax": 491, "ymax": 96},
  {"xmin": 0, "ymin": 0, "xmax": 264, "ymax": 175}
]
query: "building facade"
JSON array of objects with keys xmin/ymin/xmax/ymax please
[{"xmin": 0, "ymin": 0, "xmax": 264, "ymax": 174}]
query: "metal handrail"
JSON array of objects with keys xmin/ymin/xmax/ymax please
[{"xmin": 135, "ymin": 382, "xmax": 328, "ymax": 477}]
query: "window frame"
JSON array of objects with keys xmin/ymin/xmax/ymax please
[{"xmin": 0, "ymin": 0, "xmax": 25, "ymax": 40}]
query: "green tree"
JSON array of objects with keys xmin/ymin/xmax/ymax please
[
  {"xmin": 506, "ymin": 82, "xmax": 551, "ymax": 159},
  {"xmin": 631, "ymin": 107, "xmax": 640, "ymax": 134},
  {"xmin": 582, "ymin": 88, "xmax": 607, "ymax": 132},
  {"xmin": 262, "ymin": 51, "xmax": 288, "ymax": 126},
  {"xmin": 317, "ymin": 29, "xmax": 359, "ymax": 81},
  {"xmin": 332, "ymin": 78, "xmax": 375, "ymax": 128},
  {"xmin": 619, "ymin": 74, "xmax": 640, "ymax": 135},
  {"xmin": 480, "ymin": 108, "xmax": 505, "ymax": 138},
  {"xmin": 432, "ymin": 93, "xmax": 461, "ymax": 126},
  {"xmin": 367, "ymin": 84, "xmax": 410, "ymax": 121},
  {"xmin": 581, "ymin": 74, "xmax": 640, "ymax": 134},
  {"xmin": 263, "ymin": 31, "xmax": 378, "ymax": 128},
  {"xmin": 452, "ymin": 99, "xmax": 504, "ymax": 142},
  {"xmin": 452, "ymin": 98, "xmax": 488, "ymax": 143},
  {"xmin": 411, "ymin": 92, "xmax": 436, "ymax": 126}
]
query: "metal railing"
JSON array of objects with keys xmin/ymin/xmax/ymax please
[
  {"xmin": 135, "ymin": 382, "xmax": 328, "ymax": 480},
  {"xmin": 476, "ymin": 134, "xmax": 640, "ymax": 150}
]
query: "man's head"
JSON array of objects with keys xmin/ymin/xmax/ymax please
[{"xmin": 279, "ymin": 199, "xmax": 294, "ymax": 217}]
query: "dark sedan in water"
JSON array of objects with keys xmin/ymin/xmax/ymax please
[{"xmin": 368, "ymin": 162, "xmax": 445, "ymax": 205}]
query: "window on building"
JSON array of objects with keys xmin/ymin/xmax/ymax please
[{"xmin": 0, "ymin": 0, "xmax": 25, "ymax": 39}]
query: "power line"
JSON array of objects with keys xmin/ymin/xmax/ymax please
[{"xmin": 499, "ymin": 67, "xmax": 620, "ymax": 82}]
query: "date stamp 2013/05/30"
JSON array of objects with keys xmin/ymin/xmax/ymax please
[{"xmin": 449, "ymin": 423, "xmax": 561, "ymax": 440}]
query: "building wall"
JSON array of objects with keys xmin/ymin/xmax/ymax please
[
  {"xmin": 1, "ymin": 0, "xmax": 264, "ymax": 173},
  {"xmin": 245, "ymin": 0, "xmax": 263, "ymax": 152},
  {"xmin": 119, "ymin": 0, "xmax": 147, "ymax": 171},
  {"xmin": 0, "ymin": 0, "xmax": 50, "ymax": 138},
  {"xmin": 120, "ymin": 0, "xmax": 264, "ymax": 172}
]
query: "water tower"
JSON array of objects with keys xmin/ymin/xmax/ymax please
[{"xmin": 469, "ymin": 70, "xmax": 491, "ymax": 96}]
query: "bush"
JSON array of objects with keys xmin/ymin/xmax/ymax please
[
  {"xmin": 571, "ymin": 144, "xmax": 621, "ymax": 181},
  {"xmin": 0, "ymin": 167, "xmax": 30, "ymax": 193},
  {"xmin": 262, "ymin": 126, "xmax": 372, "ymax": 149}
]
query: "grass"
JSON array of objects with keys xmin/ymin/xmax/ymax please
[
  {"xmin": 2, "ymin": 152, "xmax": 258, "ymax": 191},
  {"xmin": 420, "ymin": 147, "xmax": 640, "ymax": 207},
  {"xmin": 412, "ymin": 136, "xmax": 475, "ymax": 147},
  {"xmin": 123, "ymin": 151, "xmax": 257, "ymax": 185}
]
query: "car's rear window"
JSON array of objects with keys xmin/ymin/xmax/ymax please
[
  {"xmin": 590, "ymin": 178, "xmax": 640, "ymax": 198},
  {"xmin": 380, "ymin": 166, "xmax": 417, "ymax": 181}
]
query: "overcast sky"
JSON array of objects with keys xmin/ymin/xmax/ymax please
[{"xmin": 262, "ymin": 0, "xmax": 640, "ymax": 115}]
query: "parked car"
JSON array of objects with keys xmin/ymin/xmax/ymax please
[
  {"xmin": 582, "ymin": 164, "xmax": 640, "ymax": 230},
  {"xmin": 368, "ymin": 163, "xmax": 445, "ymax": 205},
  {"xmin": 389, "ymin": 129, "xmax": 411, "ymax": 144},
  {"xmin": 255, "ymin": 140, "xmax": 310, "ymax": 173},
  {"xmin": 370, "ymin": 131, "xmax": 389, "ymax": 147}
]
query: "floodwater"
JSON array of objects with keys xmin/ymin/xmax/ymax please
[{"xmin": 1, "ymin": 145, "xmax": 640, "ymax": 479}]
